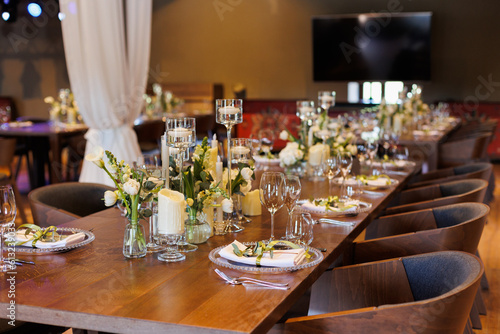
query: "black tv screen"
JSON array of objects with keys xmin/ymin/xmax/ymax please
[{"xmin": 312, "ymin": 12, "xmax": 432, "ymax": 81}]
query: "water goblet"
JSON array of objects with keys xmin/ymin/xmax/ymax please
[
  {"xmin": 338, "ymin": 151, "xmax": 353, "ymax": 202},
  {"xmin": 365, "ymin": 141, "xmax": 379, "ymax": 175},
  {"xmin": 259, "ymin": 172, "xmax": 285, "ymax": 241},
  {"xmin": 325, "ymin": 151, "xmax": 340, "ymax": 196},
  {"xmin": 284, "ymin": 175, "xmax": 301, "ymax": 241},
  {"xmin": 0, "ymin": 186, "xmax": 16, "ymax": 272}
]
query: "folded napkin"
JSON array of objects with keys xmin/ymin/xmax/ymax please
[
  {"xmin": 219, "ymin": 240, "xmax": 306, "ymax": 267},
  {"xmin": 301, "ymin": 199, "xmax": 359, "ymax": 213},
  {"xmin": 15, "ymin": 230, "xmax": 86, "ymax": 249},
  {"xmin": 413, "ymin": 130, "xmax": 441, "ymax": 137},
  {"xmin": 337, "ymin": 177, "xmax": 390, "ymax": 187}
]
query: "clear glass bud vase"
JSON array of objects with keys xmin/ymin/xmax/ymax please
[
  {"xmin": 123, "ymin": 219, "xmax": 147, "ymax": 258},
  {"xmin": 184, "ymin": 213, "xmax": 211, "ymax": 244}
]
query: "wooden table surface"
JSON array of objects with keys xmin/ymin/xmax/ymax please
[{"xmin": 0, "ymin": 169, "xmax": 414, "ymax": 333}]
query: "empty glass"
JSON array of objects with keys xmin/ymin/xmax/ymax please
[
  {"xmin": 338, "ymin": 151, "xmax": 353, "ymax": 201},
  {"xmin": 284, "ymin": 175, "xmax": 301, "ymax": 240},
  {"xmin": 325, "ymin": 151, "xmax": 340, "ymax": 196},
  {"xmin": 259, "ymin": 172, "xmax": 285, "ymax": 241},
  {"xmin": 286, "ymin": 210, "xmax": 313, "ymax": 246},
  {"xmin": 0, "ymin": 186, "xmax": 16, "ymax": 272},
  {"xmin": 258, "ymin": 129, "xmax": 275, "ymax": 154}
]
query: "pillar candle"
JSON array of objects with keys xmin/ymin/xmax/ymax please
[
  {"xmin": 161, "ymin": 134, "xmax": 169, "ymax": 189},
  {"xmin": 209, "ymin": 134, "xmax": 218, "ymax": 179},
  {"xmin": 241, "ymin": 189, "xmax": 262, "ymax": 216},
  {"xmin": 218, "ymin": 106, "xmax": 239, "ymax": 114},
  {"xmin": 309, "ymin": 144, "xmax": 325, "ymax": 166},
  {"xmin": 158, "ymin": 189, "xmax": 186, "ymax": 235}
]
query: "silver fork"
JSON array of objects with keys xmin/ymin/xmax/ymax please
[
  {"xmin": 214, "ymin": 269, "xmax": 290, "ymax": 289},
  {"xmin": 317, "ymin": 218, "xmax": 356, "ymax": 226}
]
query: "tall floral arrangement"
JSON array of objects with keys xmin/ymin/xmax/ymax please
[{"xmin": 44, "ymin": 89, "xmax": 81, "ymax": 124}]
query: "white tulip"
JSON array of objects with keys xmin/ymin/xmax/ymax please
[
  {"xmin": 241, "ymin": 167, "xmax": 253, "ymax": 181},
  {"xmin": 123, "ymin": 179, "xmax": 140, "ymax": 196},
  {"xmin": 279, "ymin": 130, "xmax": 289, "ymax": 141},
  {"xmin": 104, "ymin": 190, "xmax": 118, "ymax": 207},
  {"xmin": 221, "ymin": 198, "xmax": 233, "ymax": 213},
  {"xmin": 85, "ymin": 146, "xmax": 105, "ymax": 168}
]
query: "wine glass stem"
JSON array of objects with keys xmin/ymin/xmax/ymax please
[
  {"xmin": 341, "ymin": 173, "xmax": 347, "ymax": 199},
  {"xmin": 270, "ymin": 212, "xmax": 275, "ymax": 241},
  {"xmin": 226, "ymin": 125, "xmax": 233, "ymax": 197}
]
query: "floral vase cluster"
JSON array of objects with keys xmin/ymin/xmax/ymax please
[
  {"xmin": 143, "ymin": 83, "xmax": 184, "ymax": 118},
  {"xmin": 86, "ymin": 148, "xmax": 163, "ymax": 258},
  {"xmin": 44, "ymin": 88, "xmax": 82, "ymax": 125}
]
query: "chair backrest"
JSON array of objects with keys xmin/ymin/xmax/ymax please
[
  {"xmin": 408, "ymin": 162, "xmax": 492, "ymax": 189},
  {"xmin": 133, "ymin": 119, "xmax": 165, "ymax": 153},
  {"xmin": 357, "ymin": 203, "xmax": 489, "ymax": 263},
  {"xmin": 276, "ymin": 251, "xmax": 483, "ymax": 334},
  {"xmin": 29, "ymin": 182, "xmax": 114, "ymax": 227},
  {"xmin": 439, "ymin": 132, "xmax": 492, "ymax": 168},
  {"xmin": 384, "ymin": 179, "xmax": 488, "ymax": 215}
]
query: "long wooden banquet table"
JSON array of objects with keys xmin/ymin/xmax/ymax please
[{"xmin": 0, "ymin": 166, "xmax": 417, "ymax": 334}]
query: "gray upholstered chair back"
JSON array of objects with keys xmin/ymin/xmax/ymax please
[
  {"xmin": 29, "ymin": 182, "xmax": 114, "ymax": 227},
  {"xmin": 439, "ymin": 178, "xmax": 487, "ymax": 197},
  {"xmin": 453, "ymin": 162, "xmax": 492, "ymax": 176},
  {"xmin": 402, "ymin": 251, "xmax": 482, "ymax": 301},
  {"xmin": 432, "ymin": 202, "xmax": 490, "ymax": 229}
]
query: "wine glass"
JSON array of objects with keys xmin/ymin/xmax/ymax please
[
  {"xmin": 215, "ymin": 99, "xmax": 243, "ymax": 200},
  {"xmin": 259, "ymin": 172, "xmax": 285, "ymax": 241},
  {"xmin": 318, "ymin": 91, "xmax": 336, "ymax": 112},
  {"xmin": 338, "ymin": 151, "xmax": 353, "ymax": 202},
  {"xmin": 0, "ymin": 186, "xmax": 16, "ymax": 272},
  {"xmin": 365, "ymin": 140, "xmax": 379, "ymax": 175},
  {"xmin": 284, "ymin": 175, "xmax": 301, "ymax": 241},
  {"xmin": 230, "ymin": 138, "xmax": 253, "ymax": 226},
  {"xmin": 325, "ymin": 150, "xmax": 340, "ymax": 196}
]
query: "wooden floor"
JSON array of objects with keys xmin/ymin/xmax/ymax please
[{"xmin": 10, "ymin": 163, "xmax": 500, "ymax": 333}]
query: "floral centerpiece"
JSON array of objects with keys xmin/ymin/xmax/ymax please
[
  {"xmin": 85, "ymin": 148, "xmax": 163, "ymax": 258},
  {"xmin": 278, "ymin": 130, "xmax": 307, "ymax": 174},
  {"xmin": 44, "ymin": 88, "xmax": 81, "ymax": 125},
  {"xmin": 143, "ymin": 83, "xmax": 184, "ymax": 118}
]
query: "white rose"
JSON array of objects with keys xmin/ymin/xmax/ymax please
[
  {"xmin": 85, "ymin": 146, "xmax": 105, "ymax": 168},
  {"xmin": 221, "ymin": 198, "xmax": 233, "ymax": 213},
  {"xmin": 240, "ymin": 182, "xmax": 252, "ymax": 195},
  {"xmin": 346, "ymin": 144, "xmax": 358, "ymax": 156},
  {"xmin": 104, "ymin": 190, "xmax": 118, "ymax": 207},
  {"xmin": 123, "ymin": 179, "xmax": 140, "ymax": 196},
  {"xmin": 44, "ymin": 96, "xmax": 54, "ymax": 104},
  {"xmin": 241, "ymin": 167, "xmax": 253, "ymax": 181},
  {"xmin": 279, "ymin": 130, "xmax": 289, "ymax": 141}
]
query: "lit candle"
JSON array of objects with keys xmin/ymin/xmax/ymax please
[
  {"xmin": 161, "ymin": 134, "xmax": 169, "ymax": 189},
  {"xmin": 231, "ymin": 145, "xmax": 251, "ymax": 155},
  {"xmin": 215, "ymin": 156, "xmax": 223, "ymax": 222},
  {"xmin": 158, "ymin": 189, "xmax": 186, "ymax": 235},
  {"xmin": 168, "ymin": 127, "xmax": 191, "ymax": 138},
  {"xmin": 218, "ymin": 106, "xmax": 240, "ymax": 114},
  {"xmin": 211, "ymin": 133, "xmax": 218, "ymax": 149}
]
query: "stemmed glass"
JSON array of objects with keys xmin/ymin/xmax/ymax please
[
  {"xmin": 338, "ymin": 151, "xmax": 353, "ymax": 202},
  {"xmin": 258, "ymin": 129, "xmax": 275, "ymax": 154},
  {"xmin": 318, "ymin": 91, "xmax": 336, "ymax": 112},
  {"xmin": 138, "ymin": 153, "xmax": 163, "ymax": 253},
  {"xmin": 230, "ymin": 138, "xmax": 253, "ymax": 227},
  {"xmin": 259, "ymin": 172, "xmax": 285, "ymax": 242},
  {"xmin": 365, "ymin": 141, "xmax": 379, "ymax": 175},
  {"xmin": 165, "ymin": 117, "xmax": 197, "ymax": 252},
  {"xmin": 0, "ymin": 186, "xmax": 16, "ymax": 272},
  {"xmin": 325, "ymin": 151, "xmax": 340, "ymax": 196},
  {"xmin": 284, "ymin": 175, "xmax": 301, "ymax": 241},
  {"xmin": 215, "ymin": 99, "xmax": 243, "ymax": 222}
]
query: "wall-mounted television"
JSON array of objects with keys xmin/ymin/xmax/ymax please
[{"xmin": 312, "ymin": 12, "xmax": 432, "ymax": 82}]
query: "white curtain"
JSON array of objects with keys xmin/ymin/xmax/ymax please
[{"xmin": 60, "ymin": 0, "xmax": 152, "ymax": 186}]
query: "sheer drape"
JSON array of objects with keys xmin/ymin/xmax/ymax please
[{"xmin": 60, "ymin": 0, "xmax": 152, "ymax": 186}]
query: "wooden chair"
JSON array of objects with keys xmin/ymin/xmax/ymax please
[
  {"xmin": 133, "ymin": 119, "xmax": 165, "ymax": 153},
  {"xmin": 29, "ymin": 182, "xmax": 114, "ymax": 227},
  {"xmin": 356, "ymin": 202, "xmax": 490, "ymax": 330},
  {"xmin": 382, "ymin": 179, "xmax": 488, "ymax": 216},
  {"xmin": 438, "ymin": 132, "xmax": 492, "ymax": 168},
  {"xmin": 448, "ymin": 119, "xmax": 498, "ymax": 141},
  {"xmin": 407, "ymin": 162, "xmax": 492, "ymax": 189},
  {"xmin": 0, "ymin": 138, "xmax": 28, "ymax": 225},
  {"xmin": 272, "ymin": 251, "xmax": 483, "ymax": 334}
]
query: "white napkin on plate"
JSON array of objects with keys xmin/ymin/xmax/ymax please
[
  {"xmin": 301, "ymin": 199, "xmax": 359, "ymax": 213},
  {"xmin": 15, "ymin": 230, "xmax": 86, "ymax": 249},
  {"xmin": 219, "ymin": 240, "xmax": 306, "ymax": 267}
]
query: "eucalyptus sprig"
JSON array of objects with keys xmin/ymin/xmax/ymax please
[
  {"xmin": 231, "ymin": 240, "xmax": 311, "ymax": 267},
  {"xmin": 12, "ymin": 224, "xmax": 60, "ymax": 248},
  {"xmin": 310, "ymin": 196, "xmax": 357, "ymax": 212}
]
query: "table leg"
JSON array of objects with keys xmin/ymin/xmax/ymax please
[{"xmin": 49, "ymin": 134, "xmax": 64, "ymax": 184}]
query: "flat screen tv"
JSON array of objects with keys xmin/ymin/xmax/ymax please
[{"xmin": 312, "ymin": 12, "xmax": 432, "ymax": 82}]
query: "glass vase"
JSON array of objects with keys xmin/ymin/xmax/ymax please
[
  {"xmin": 123, "ymin": 220, "xmax": 147, "ymax": 259},
  {"xmin": 285, "ymin": 162, "xmax": 307, "ymax": 178},
  {"xmin": 184, "ymin": 214, "xmax": 211, "ymax": 245}
]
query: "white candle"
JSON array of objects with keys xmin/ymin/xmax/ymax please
[
  {"xmin": 309, "ymin": 144, "xmax": 325, "ymax": 166},
  {"xmin": 216, "ymin": 157, "xmax": 223, "ymax": 222},
  {"xmin": 168, "ymin": 127, "xmax": 191, "ymax": 138},
  {"xmin": 161, "ymin": 135, "xmax": 169, "ymax": 189},
  {"xmin": 300, "ymin": 106, "xmax": 313, "ymax": 117},
  {"xmin": 158, "ymin": 189, "xmax": 186, "ymax": 235},
  {"xmin": 231, "ymin": 145, "xmax": 251, "ymax": 155},
  {"xmin": 218, "ymin": 106, "xmax": 239, "ymax": 114},
  {"xmin": 308, "ymin": 126, "xmax": 314, "ymax": 148},
  {"xmin": 321, "ymin": 95, "xmax": 334, "ymax": 102},
  {"xmin": 211, "ymin": 133, "xmax": 218, "ymax": 149}
]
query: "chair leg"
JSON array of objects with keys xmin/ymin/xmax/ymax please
[
  {"xmin": 476, "ymin": 250, "xmax": 490, "ymax": 290},
  {"xmin": 469, "ymin": 301, "xmax": 482, "ymax": 329},
  {"xmin": 475, "ymin": 289, "xmax": 487, "ymax": 315},
  {"xmin": 463, "ymin": 318, "xmax": 475, "ymax": 334}
]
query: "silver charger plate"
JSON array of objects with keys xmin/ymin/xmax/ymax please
[
  {"xmin": 298, "ymin": 199, "xmax": 372, "ymax": 216},
  {"xmin": 209, "ymin": 241, "xmax": 323, "ymax": 273},
  {"xmin": 13, "ymin": 227, "xmax": 95, "ymax": 254}
]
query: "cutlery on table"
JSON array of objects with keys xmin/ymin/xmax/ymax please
[
  {"xmin": 214, "ymin": 269, "xmax": 290, "ymax": 290},
  {"xmin": 13, "ymin": 259, "xmax": 35, "ymax": 265},
  {"xmin": 317, "ymin": 218, "xmax": 356, "ymax": 226}
]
